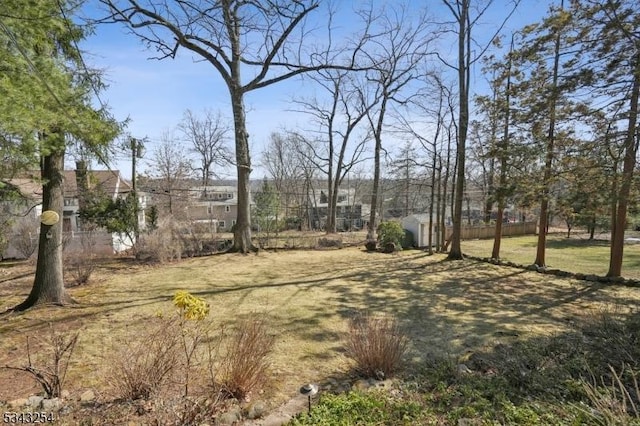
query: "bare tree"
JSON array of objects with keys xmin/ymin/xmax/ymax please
[
  {"xmin": 359, "ymin": 2, "xmax": 436, "ymax": 241},
  {"xmin": 261, "ymin": 132, "xmax": 309, "ymax": 227},
  {"xmin": 149, "ymin": 132, "xmax": 192, "ymax": 216},
  {"xmin": 291, "ymin": 69, "xmax": 374, "ymax": 233},
  {"xmin": 440, "ymin": 0, "xmax": 520, "ymax": 260},
  {"xmin": 178, "ymin": 109, "xmax": 231, "ymax": 185},
  {"xmin": 98, "ymin": 0, "xmax": 361, "ymax": 252},
  {"xmin": 397, "ymin": 73, "xmax": 456, "ymax": 253}
]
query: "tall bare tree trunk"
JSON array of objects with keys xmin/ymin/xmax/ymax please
[
  {"xmin": 15, "ymin": 146, "xmax": 71, "ymax": 311},
  {"xmin": 447, "ymin": 0, "xmax": 470, "ymax": 260},
  {"xmin": 367, "ymin": 98, "xmax": 387, "ymax": 241},
  {"xmin": 607, "ymin": 55, "xmax": 639, "ymax": 277}
]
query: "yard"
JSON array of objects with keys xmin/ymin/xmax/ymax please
[
  {"xmin": 1, "ymin": 242, "xmax": 640, "ymax": 424},
  {"xmin": 461, "ymin": 231, "xmax": 640, "ymax": 279}
]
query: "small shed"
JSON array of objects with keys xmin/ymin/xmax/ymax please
[{"xmin": 401, "ymin": 214, "xmax": 440, "ymax": 248}]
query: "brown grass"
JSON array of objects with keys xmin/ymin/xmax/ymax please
[{"xmin": 1, "ymin": 246, "xmax": 640, "ymax": 420}]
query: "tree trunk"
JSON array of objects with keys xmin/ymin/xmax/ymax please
[
  {"xmin": 230, "ymin": 86, "xmax": 256, "ymax": 253},
  {"xmin": 492, "ymin": 203, "xmax": 505, "ymax": 259},
  {"xmin": 534, "ymin": 14, "xmax": 562, "ymax": 267},
  {"xmin": 441, "ymin": 129, "xmax": 453, "ymax": 250},
  {"xmin": 447, "ymin": 2, "xmax": 469, "ymax": 260},
  {"xmin": 367, "ymin": 98, "xmax": 387, "ymax": 241},
  {"xmin": 14, "ymin": 147, "xmax": 71, "ymax": 311},
  {"xmin": 607, "ymin": 55, "xmax": 639, "ymax": 277},
  {"xmin": 367, "ymin": 133, "xmax": 381, "ymax": 240},
  {"xmin": 491, "ymin": 37, "xmax": 513, "ymax": 260},
  {"xmin": 428, "ymin": 153, "xmax": 437, "ymax": 254}
]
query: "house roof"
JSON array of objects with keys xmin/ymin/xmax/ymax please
[
  {"xmin": 192, "ymin": 185, "xmax": 237, "ymax": 193},
  {"xmin": 402, "ymin": 213, "xmax": 434, "ymax": 223},
  {"xmin": 63, "ymin": 170, "xmax": 131, "ymax": 198},
  {"xmin": 0, "ymin": 178, "xmax": 42, "ymax": 199},
  {"xmin": 3, "ymin": 169, "xmax": 131, "ymax": 200}
]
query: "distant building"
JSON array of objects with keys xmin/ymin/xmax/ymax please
[
  {"xmin": 1, "ymin": 165, "xmax": 146, "ymax": 258},
  {"xmin": 309, "ymin": 188, "xmax": 370, "ymax": 231},
  {"xmin": 186, "ymin": 185, "xmax": 241, "ymax": 232}
]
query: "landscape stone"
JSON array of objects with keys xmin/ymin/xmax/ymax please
[
  {"xmin": 42, "ymin": 398, "xmax": 62, "ymax": 411},
  {"xmin": 27, "ymin": 395, "xmax": 43, "ymax": 408},
  {"xmin": 245, "ymin": 400, "xmax": 266, "ymax": 419},
  {"xmin": 457, "ymin": 364, "xmax": 473, "ymax": 375},
  {"xmin": 352, "ymin": 379, "xmax": 370, "ymax": 391},
  {"xmin": 216, "ymin": 408, "xmax": 240, "ymax": 425}
]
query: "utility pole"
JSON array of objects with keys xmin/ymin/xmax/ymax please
[{"xmin": 130, "ymin": 137, "xmax": 145, "ymax": 240}]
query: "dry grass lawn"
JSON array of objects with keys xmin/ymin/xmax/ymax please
[
  {"xmin": 462, "ymin": 232, "xmax": 640, "ymax": 279},
  {"xmin": 1, "ymin": 246, "xmax": 640, "ymax": 420}
]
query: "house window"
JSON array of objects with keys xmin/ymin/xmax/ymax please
[
  {"xmin": 232, "ymin": 220, "xmax": 236, "ymax": 226},
  {"xmin": 218, "ymin": 193, "xmax": 223, "ymax": 199},
  {"xmin": 226, "ymin": 193, "xmax": 233, "ymax": 199},
  {"xmin": 207, "ymin": 205, "xmax": 213, "ymax": 215},
  {"xmin": 219, "ymin": 221, "xmax": 225, "ymax": 228},
  {"xmin": 225, "ymin": 205, "xmax": 230, "ymax": 212}
]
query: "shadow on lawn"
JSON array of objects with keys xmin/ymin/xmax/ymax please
[{"xmin": 3, "ymin": 251, "xmax": 640, "ymax": 378}]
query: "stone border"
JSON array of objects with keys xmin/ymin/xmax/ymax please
[{"xmin": 464, "ymin": 255, "xmax": 640, "ymax": 287}]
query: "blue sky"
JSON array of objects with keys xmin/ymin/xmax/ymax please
[{"xmin": 79, "ymin": 0, "xmax": 549, "ymax": 180}]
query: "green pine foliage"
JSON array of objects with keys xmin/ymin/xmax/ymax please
[
  {"xmin": 79, "ymin": 192, "xmax": 138, "ymax": 236},
  {"xmin": 0, "ymin": 0, "xmax": 120, "ymax": 172},
  {"xmin": 253, "ymin": 179, "xmax": 280, "ymax": 233}
]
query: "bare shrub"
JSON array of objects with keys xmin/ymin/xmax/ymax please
[
  {"xmin": 317, "ymin": 237, "xmax": 343, "ymax": 249},
  {"xmin": 219, "ymin": 319, "xmax": 275, "ymax": 400},
  {"xmin": 64, "ymin": 230, "xmax": 98, "ymax": 286},
  {"xmin": 346, "ymin": 314, "xmax": 408, "ymax": 379},
  {"xmin": 65, "ymin": 251, "xmax": 96, "ymax": 286},
  {"xmin": 2, "ymin": 325, "xmax": 79, "ymax": 398},
  {"xmin": 13, "ymin": 216, "xmax": 39, "ymax": 259},
  {"xmin": 108, "ymin": 318, "xmax": 180, "ymax": 400},
  {"xmin": 136, "ymin": 217, "xmax": 184, "ymax": 263}
]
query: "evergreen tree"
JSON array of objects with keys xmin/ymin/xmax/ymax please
[{"xmin": 1, "ymin": 0, "xmax": 119, "ymax": 310}]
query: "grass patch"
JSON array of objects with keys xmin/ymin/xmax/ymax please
[{"xmin": 461, "ymin": 233, "xmax": 640, "ymax": 279}]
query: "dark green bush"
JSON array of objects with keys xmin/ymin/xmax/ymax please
[{"xmin": 376, "ymin": 222, "xmax": 405, "ymax": 250}]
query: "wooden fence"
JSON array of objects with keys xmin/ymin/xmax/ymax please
[{"xmin": 446, "ymin": 222, "xmax": 537, "ymax": 240}]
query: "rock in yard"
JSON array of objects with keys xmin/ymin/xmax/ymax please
[
  {"xmin": 216, "ymin": 407, "xmax": 241, "ymax": 425},
  {"xmin": 352, "ymin": 379, "xmax": 371, "ymax": 391},
  {"xmin": 27, "ymin": 395, "xmax": 43, "ymax": 408},
  {"xmin": 245, "ymin": 400, "xmax": 266, "ymax": 420},
  {"xmin": 457, "ymin": 364, "xmax": 473, "ymax": 375},
  {"xmin": 42, "ymin": 398, "xmax": 62, "ymax": 411}
]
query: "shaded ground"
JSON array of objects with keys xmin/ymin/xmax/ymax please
[{"xmin": 1, "ymin": 247, "xmax": 639, "ymax": 423}]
